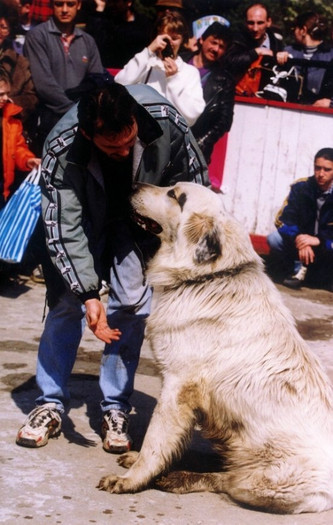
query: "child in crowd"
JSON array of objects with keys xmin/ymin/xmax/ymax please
[{"xmin": 0, "ymin": 67, "xmax": 40, "ymax": 210}]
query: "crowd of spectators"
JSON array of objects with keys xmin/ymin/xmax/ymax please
[
  {"xmin": 0, "ymin": 0, "xmax": 333, "ymax": 282},
  {"xmin": 1, "ymin": 1, "xmax": 332, "ymax": 160}
]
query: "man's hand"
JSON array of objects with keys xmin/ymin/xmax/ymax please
[
  {"xmin": 94, "ymin": 0, "xmax": 106, "ymax": 12},
  {"xmin": 276, "ymin": 51, "xmax": 290, "ymax": 65},
  {"xmin": 26, "ymin": 158, "xmax": 41, "ymax": 170},
  {"xmin": 295, "ymin": 234, "xmax": 320, "ymax": 265},
  {"xmin": 295, "ymin": 234, "xmax": 320, "ymax": 250},
  {"xmin": 85, "ymin": 298, "xmax": 121, "ymax": 344},
  {"xmin": 255, "ymin": 47, "xmax": 273, "ymax": 57},
  {"xmin": 313, "ymin": 98, "xmax": 331, "ymax": 108}
]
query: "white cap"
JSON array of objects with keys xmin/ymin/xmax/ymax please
[{"xmin": 192, "ymin": 15, "xmax": 230, "ymax": 39}]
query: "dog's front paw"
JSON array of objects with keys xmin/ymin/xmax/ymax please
[
  {"xmin": 155, "ymin": 471, "xmax": 187, "ymax": 493},
  {"xmin": 97, "ymin": 474, "xmax": 132, "ymax": 493},
  {"xmin": 118, "ymin": 450, "xmax": 139, "ymax": 468}
]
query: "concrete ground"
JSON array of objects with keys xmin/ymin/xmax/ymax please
[{"xmin": 0, "ymin": 274, "xmax": 332, "ymax": 525}]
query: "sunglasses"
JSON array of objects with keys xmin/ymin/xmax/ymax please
[{"xmin": 53, "ymin": 1, "xmax": 77, "ymax": 7}]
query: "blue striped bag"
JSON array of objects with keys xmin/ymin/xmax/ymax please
[{"xmin": 0, "ymin": 165, "xmax": 41, "ymax": 263}]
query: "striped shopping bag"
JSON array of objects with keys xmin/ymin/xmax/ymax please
[{"xmin": 0, "ymin": 165, "xmax": 41, "ymax": 263}]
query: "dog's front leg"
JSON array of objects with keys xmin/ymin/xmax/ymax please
[{"xmin": 98, "ymin": 377, "xmax": 197, "ymax": 493}]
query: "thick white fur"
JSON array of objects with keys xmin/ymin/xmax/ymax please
[{"xmin": 98, "ymin": 182, "xmax": 333, "ymax": 514}]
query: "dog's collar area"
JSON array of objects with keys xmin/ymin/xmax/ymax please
[{"xmin": 165, "ymin": 261, "xmax": 258, "ymax": 289}]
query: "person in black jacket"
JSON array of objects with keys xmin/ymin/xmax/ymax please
[
  {"xmin": 267, "ymin": 148, "xmax": 333, "ymax": 292},
  {"xmin": 186, "ymin": 22, "xmax": 235, "ymax": 169}
]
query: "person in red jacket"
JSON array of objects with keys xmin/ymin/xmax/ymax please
[{"xmin": 0, "ymin": 67, "xmax": 40, "ymax": 210}]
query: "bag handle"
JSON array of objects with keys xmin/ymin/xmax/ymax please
[{"xmin": 25, "ymin": 164, "xmax": 42, "ymax": 185}]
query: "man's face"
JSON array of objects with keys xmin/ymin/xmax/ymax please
[
  {"xmin": 200, "ymin": 35, "xmax": 227, "ymax": 64},
  {"xmin": 0, "ymin": 17, "xmax": 10, "ymax": 47},
  {"xmin": 314, "ymin": 157, "xmax": 333, "ymax": 192},
  {"xmin": 246, "ymin": 5, "xmax": 271, "ymax": 43},
  {"xmin": 92, "ymin": 121, "xmax": 138, "ymax": 161},
  {"xmin": 52, "ymin": 0, "xmax": 81, "ymax": 25}
]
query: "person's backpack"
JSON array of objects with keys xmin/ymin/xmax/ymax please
[{"xmin": 256, "ymin": 65, "xmax": 303, "ymax": 103}]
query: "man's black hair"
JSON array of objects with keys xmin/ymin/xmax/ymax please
[
  {"xmin": 77, "ymin": 82, "xmax": 138, "ymax": 138},
  {"xmin": 315, "ymin": 148, "xmax": 333, "ymax": 162},
  {"xmin": 200, "ymin": 22, "xmax": 232, "ymax": 47}
]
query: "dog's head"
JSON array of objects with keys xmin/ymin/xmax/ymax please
[{"xmin": 131, "ymin": 182, "xmax": 260, "ymax": 284}]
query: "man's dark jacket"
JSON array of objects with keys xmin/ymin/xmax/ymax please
[
  {"xmin": 191, "ymin": 62, "xmax": 235, "ymax": 164},
  {"xmin": 275, "ymin": 176, "xmax": 333, "ymax": 252},
  {"xmin": 224, "ymin": 26, "xmax": 284, "ymax": 87},
  {"xmin": 41, "ymin": 84, "xmax": 209, "ymax": 304}
]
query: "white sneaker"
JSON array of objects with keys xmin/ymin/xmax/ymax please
[
  {"xmin": 101, "ymin": 410, "xmax": 132, "ymax": 453},
  {"xmin": 16, "ymin": 403, "xmax": 62, "ymax": 448}
]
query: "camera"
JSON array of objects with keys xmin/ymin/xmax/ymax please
[{"xmin": 161, "ymin": 38, "xmax": 174, "ymax": 59}]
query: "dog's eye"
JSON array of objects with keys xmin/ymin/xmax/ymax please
[{"xmin": 167, "ymin": 189, "xmax": 177, "ymax": 200}]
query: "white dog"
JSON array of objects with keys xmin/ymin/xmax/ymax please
[{"xmin": 98, "ymin": 182, "xmax": 333, "ymax": 514}]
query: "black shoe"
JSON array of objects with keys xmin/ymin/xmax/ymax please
[{"xmin": 282, "ymin": 265, "xmax": 307, "ymax": 289}]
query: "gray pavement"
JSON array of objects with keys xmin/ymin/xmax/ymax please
[{"xmin": 0, "ymin": 275, "xmax": 333, "ymax": 525}]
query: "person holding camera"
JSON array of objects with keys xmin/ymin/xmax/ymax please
[{"xmin": 115, "ymin": 11, "xmax": 205, "ymax": 126}]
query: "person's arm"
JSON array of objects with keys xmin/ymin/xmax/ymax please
[
  {"xmin": 275, "ymin": 183, "xmax": 303, "ymax": 239},
  {"xmin": 41, "ymin": 142, "xmax": 119, "ymax": 343},
  {"xmin": 314, "ymin": 58, "xmax": 333, "ymax": 108},
  {"xmin": 13, "ymin": 121, "xmax": 37, "ymax": 171},
  {"xmin": 115, "ymin": 47, "xmax": 154, "ymax": 85},
  {"xmin": 224, "ymin": 40, "xmax": 260, "ymax": 78}
]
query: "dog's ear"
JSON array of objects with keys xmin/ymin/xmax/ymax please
[{"xmin": 184, "ymin": 213, "xmax": 222, "ymax": 264}]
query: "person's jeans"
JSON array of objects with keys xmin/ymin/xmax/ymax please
[{"xmin": 36, "ymin": 221, "xmax": 152, "ymax": 414}]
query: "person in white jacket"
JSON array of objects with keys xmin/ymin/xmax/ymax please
[{"xmin": 115, "ymin": 11, "xmax": 205, "ymax": 126}]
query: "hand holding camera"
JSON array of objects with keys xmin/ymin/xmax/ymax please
[
  {"xmin": 161, "ymin": 38, "xmax": 174, "ymax": 59},
  {"xmin": 148, "ymin": 34, "xmax": 178, "ymax": 77},
  {"xmin": 148, "ymin": 34, "xmax": 174, "ymax": 59}
]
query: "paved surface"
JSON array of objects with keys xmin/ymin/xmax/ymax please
[{"xmin": 0, "ymin": 274, "xmax": 333, "ymax": 525}]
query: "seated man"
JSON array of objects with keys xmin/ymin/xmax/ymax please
[{"xmin": 267, "ymin": 148, "xmax": 333, "ymax": 292}]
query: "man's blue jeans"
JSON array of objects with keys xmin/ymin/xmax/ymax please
[{"xmin": 36, "ymin": 221, "xmax": 152, "ymax": 414}]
